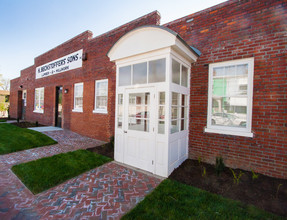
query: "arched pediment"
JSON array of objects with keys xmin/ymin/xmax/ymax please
[{"xmin": 107, "ymin": 25, "xmax": 200, "ymax": 62}]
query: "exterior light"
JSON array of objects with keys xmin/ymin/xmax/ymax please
[{"xmin": 64, "ymin": 89, "xmax": 69, "ymax": 94}]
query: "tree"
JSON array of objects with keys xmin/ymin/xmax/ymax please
[{"xmin": 0, "ymin": 74, "xmax": 10, "ymax": 90}]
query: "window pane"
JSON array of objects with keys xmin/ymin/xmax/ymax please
[
  {"xmin": 96, "ymin": 96, "xmax": 107, "ymax": 109},
  {"xmin": 213, "ymin": 67, "xmax": 225, "ymax": 77},
  {"xmin": 96, "ymin": 81, "xmax": 108, "ymax": 96},
  {"xmin": 148, "ymin": 58, "xmax": 166, "ymax": 83},
  {"xmin": 171, "ymin": 107, "xmax": 179, "ymax": 119},
  {"xmin": 158, "ymin": 121, "xmax": 165, "ymax": 134},
  {"xmin": 118, "ymin": 94, "xmax": 123, "ymax": 105},
  {"xmin": 75, "ymin": 84, "xmax": 83, "ymax": 97},
  {"xmin": 117, "ymin": 117, "xmax": 122, "ymax": 128},
  {"xmin": 172, "ymin": 59, "xmax": 180, "ymax": 85},
  {"xmin": 181, "ymin": 65, "xmax": 188, "ymax": 87},
  {"xmin": 159, "ymin": 92, "xmax": 165, "ymax": 105},
  {"xmin": 75, "ymin": 97, "xmax": 83, "ymax": 109},
  {"xmin": 133, "ymin": 62, "xmax": 147, "ymax": 85},
  {"xmin": 171, "ymin": 120, "xmax": 179, "ymax": 133},
  {"xmin": 237, "ymin": 64, "xmax": 248, "ymax": 76},
  {"xmin": 119, "ymin": 66, "xmax": 131, "ymax": 86},
  {"xmin": 129, "ymin": 119, "xmax": 149, "ymax": 132},
  {"xmin": 159, "ymin": 106, "xmax": 165, "ymax": 119},
  {"xmin": 172, "ymin": 92, "xmax": 180, "ymax": 105}
]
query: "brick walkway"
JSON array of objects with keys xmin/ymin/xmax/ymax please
[{"xmin": 0, "ymin": 130, "xmax": 162, "ymax": 219}]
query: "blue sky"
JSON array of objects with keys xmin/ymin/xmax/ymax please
[{"xmin": 0, "ymin": 0, "xmax": 226, "ymax": 80}]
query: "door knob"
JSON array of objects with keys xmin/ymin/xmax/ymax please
[{"xmin": 124, "ymin": 131, "xmax": 127, "ymax": 133}]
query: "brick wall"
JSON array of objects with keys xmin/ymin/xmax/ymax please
[
  {"xmin": 10, "ymin": 11, "xmax": 160, "ymax": 142},
  {"xmin": 164, "ymin": 0, "xmax": 287, "ymax": 178}
]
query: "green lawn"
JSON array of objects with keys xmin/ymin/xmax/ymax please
[
  {"xmin": 12, "ymin": 149, "xmax": 112, "ymax": 194},
  {"xmin": 0, "ymin": 123, "xmax": 57, "ymax": 155},
  {"xmin": 0, "ymin": 119, "xmax": 7, "ymax": 122},
  {"xmin": 123, "ymin": 179, "xmax": 282, "ymax": 220}
]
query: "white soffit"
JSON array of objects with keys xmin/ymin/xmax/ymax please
[{"xmin": 108, "ymin": 26, "xmax": 199, "ymax": 62}]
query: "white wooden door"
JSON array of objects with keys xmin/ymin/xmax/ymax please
[{"xmin": 123, "ymin": 87, "xmax": 155, "ymax": 173}]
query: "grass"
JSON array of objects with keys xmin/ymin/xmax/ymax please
[
  {"xmin": 12, "ymin": 149, "xmax": 113, "ymax": 194},
  {"xmin": 0, "ymin": 119, "xmax": 7, "ymax": 122},
  {"xmin": 0, "ymin": 123, "xmax": 57, "ymax": 155},
  {"xmin": 123, "ymin": 179, "xmax": 282, "ymax": 220}
]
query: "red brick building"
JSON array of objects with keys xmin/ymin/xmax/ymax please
[{"xmin": 10, "ymin": 0, "xmax": 286, "ymax": 178}]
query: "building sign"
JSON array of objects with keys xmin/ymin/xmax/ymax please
[{"xmin": 36, "ymin": 49, "xmax": 83, "ymax": 79}]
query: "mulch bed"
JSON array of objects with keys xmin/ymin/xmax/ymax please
[
  {"xmin": 11, "ymin": 122, "xmax": 45, "ymax": 128},
  {"xmin": 87, "ymin": 143, "xmax": 114, "ymax": 159},
  {"xmin": 169, "ymin": 159, "xmax": 287, "ymax": 217}
]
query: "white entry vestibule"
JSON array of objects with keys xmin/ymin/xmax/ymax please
[{"xmin": 108, "ymin": 26, "xmax": 199, "ymax": 177}]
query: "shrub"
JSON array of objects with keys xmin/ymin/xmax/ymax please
[{"xmin": 215, "ymin": 156, "xmax": 225, "ymax": 176}]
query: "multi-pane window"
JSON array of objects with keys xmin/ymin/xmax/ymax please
[
  {"xmin": 128, "ymin": 92, "xmax": 150, "ymax": 132},
  {"xmin": 73, "ymin": 83, "xmax": 83, "ymax": 111},
  {"xmin": 206, "ymin": 58, "xmax": 254, "ymax": 137},
  {"xmin": 94, "ymin": 79, "xmax": 108, "ymax": 113},
  {"xmin": 34, "ymin": 87, "xmax": 44, "ymax": 113},
  {"xmin": 171, "ymin": 92, "xmax": 188, "ymax": 134},
  {"xmin": 119, "ymin": 58, "xmax": 166, "ymax": 86},
  {"xmin": 172, "ymin": 59, "xmax": 189, "ymax": 87}
]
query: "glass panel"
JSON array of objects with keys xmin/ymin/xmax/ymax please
[
  {"xmin": 133, "ymin": 62, "xmax": 147, "ymax": 85},
  {"xmin": 148, "ymin": 58, "xmax": 166, "ymax": 83},
  {"xmin": 172, "ymin": 92, "xmax": 179, "ymax": 105},
  {"xmin": 96, "ymin": 96, "xmax": 107, "ymax": 109},
  {"xmin": 158, "ymin": 121, "xmax": 165, "ymax": 134},
  {"xmin": 159, "ymin": 92, "xmax": 165, "ymax": 105},
  {"xmin": 181, "ymin": 119, "xmax": 185, "ymax": 131},
  {"xmin": 213, "ymin": 67, "xmax": 225, "ymax": 77},
  {"xmin": 118, "ymin": 105, "xmax": 123, "ymax": 117},
  {"xmin": 128, "ymin": 92, "xmax": 150, "ymax": 132},
  {"xmin": 237, "ymin": 64, "xmax": 248, "ymax": 76},
  {"xmin": 96, "ymin": 81, "xmax": 108, "ymax": 96},
  {"xmin": 171, "ymin": 107, "xmax": 178, "ymax": 120},
  {"xmin": 118, "ymin": 94, "xmax": 123, "ymax": 105},
  {"xmin": 117, "ymin": 117, "xmax": 122, "ymax": 128},
  {"xmin": 181, "ymin": 65, "xmax": 188, "ymax": 87},
  {"xmin": 171, "ymin": 120, "xmax": 179, "ymax": 134},
  {"xmin": 75, "ymin": 97, "xmax": 83, "ymax": 109},
  {"xmin": 172, "ymin": 59, "xmax": 180, "ymax": 85},
  {"xmin": 75, "ymin": 84, "xmax": 83, "ymax": 97},
  {"xmin": 119, "ymin": 66, "xmax": 131, "ymax": 86},
  {"xmin": 159, "ymin": 106, "xmax": 165, "ymax": 119},
  {"xmin": 129, "ymin": 119, "xmax": 149, "ymax": 132},
  {"xmin": 211, "ymin": 98, "xmax": 247, "ymax": 128}
]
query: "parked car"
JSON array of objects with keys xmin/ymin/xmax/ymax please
[{"xmin": 212, "ymin": 113, "xmax": 246, "ymax": 127}]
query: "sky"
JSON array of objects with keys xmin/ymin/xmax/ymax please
[{"xmin": 0, "ymin": 0, "xmax": 226, "ymax": 81}]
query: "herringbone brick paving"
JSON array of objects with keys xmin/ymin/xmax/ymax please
[{"xmin": 0, "ymin": 130, "xmax": 161, "ymax": 219}]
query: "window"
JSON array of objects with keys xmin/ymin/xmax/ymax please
[
  {"xmin": 172, "ymin": 59, "xmax": 189, "ymax": 87},
  {"xmin": 205, "ymin": 58, "xmax": 254, "ymax": 137},
  {"xmin": 171, "ymin": 92, "xmax": 188, "ymax": 134},
  {"xmin": 34, "ymin": 87, "xmax": 44, "ymax": 113},
  {"xmin": 73, "ymin": 83, "xmax": 83, "ymax": 112},
  {"xmin": 118, "ymin": 58, "xmax": 166, "ymax": 86},
  {"xmin": 94, "ymin": 79, "xmax": 108, "ymax": 114}
]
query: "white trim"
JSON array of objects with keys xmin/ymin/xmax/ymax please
[
  {"xmin": 206, "ymin": 57, "xmax": 254, "ymax": 137},
  {"xmin": 72, "ymin": 109, "xmax": 83, "ymax": 113},
  {"xmin": 204, "ymin": 128, "xmax": 254, "ymax": 138},
  {"xmin": 33, "ymin": 109, "xmax": 44, "ymax": 114},
  {"xmin": 94, "ymin": 79, "xmax": 108, "ymax": 114},
  {"xmin": 73, "ymin": 82, "xmax": 83, "ymax": 112}
]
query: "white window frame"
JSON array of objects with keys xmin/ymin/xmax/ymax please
[
  {"xmin": 33, "ymin": 87, "xmax": 44, "ymax": 113},
  {"xmin": 205, "ymin": 58, "xmax": 254, "ymax": 137},
  {"xmin": 72, "ymin": 82, "xmax": 83, "ymax": 112},
  {"xmin": 93, "ymin": 79, "xmax": 108, "ymax": 114}
]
